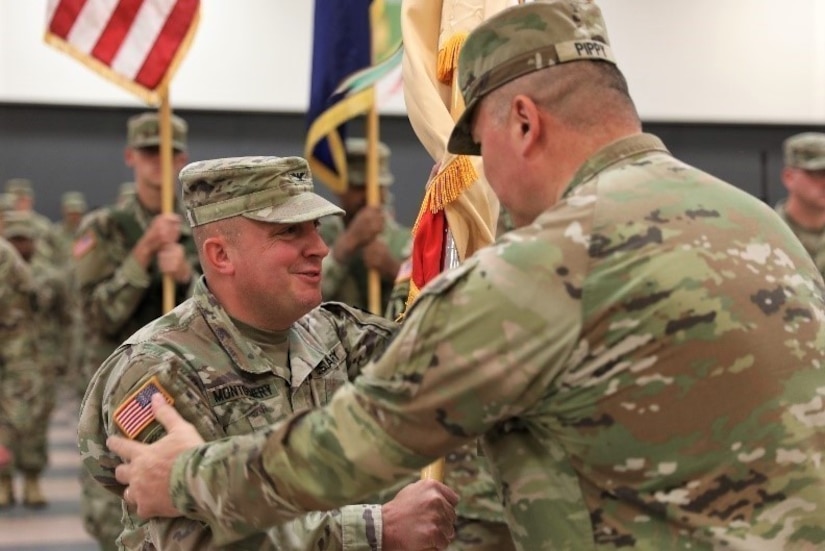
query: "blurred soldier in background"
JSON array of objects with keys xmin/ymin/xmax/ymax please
[
  {"xmin": 319, "ymin": 138, "xmax": 411, "ymax": 313},
  {"xmin": 73, "ymin": 112, "xmax": 198, "ymax": 550},
  {"xmin": 0, "ymin": 212, "xmax": 38, "ymax": 505},
  {"xmin": 0, "ymin": 211, "xmax": 67, "ymax": 508},
  {"xmin": 55, "ymin": 191, "xmax": 88, "ymax": 260},
  {"xmin": 776, "ymin": 132, "xmax": 825, "ymax": 279},
  {"xmin": 55, "ymin": 191, "xmax": 89, "ymax": 387},
  {"xmin": 4, "ymin": 178, "xmax": 62, "ymax": 266}
]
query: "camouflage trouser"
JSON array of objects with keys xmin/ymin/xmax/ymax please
[
  {"xmin": 80, "ymin": 469, "xmax": 123, "ymax": 551},
  {"xmin": 0, "ymin": 370, "xmax": 54, "ymax": 475},
  {"xmin": 449, "ymin": 517, "xmax": 516, "ymax": 551}
]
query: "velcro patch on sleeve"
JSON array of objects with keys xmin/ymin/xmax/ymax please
[
  {"xmin": 113, "ymin": 376, "xmax": 174, "ymax": 440},
  {"xmin": 72, "ymin": 231, "xmax": 97, "ymax": 259}
]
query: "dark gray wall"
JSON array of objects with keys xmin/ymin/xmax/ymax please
[{"xmin": 1, "ymin": 102, "xmax": 823, "ymax": 226}]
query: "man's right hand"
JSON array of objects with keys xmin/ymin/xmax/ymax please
[
  {"xmin": 333, "ymin": 206, "xmax": 386, "ymax": 264},
  {"xmin": 381, "ymin": 479, "xmax": 459, "ymax": 551},
  {"xmin": 109, "ymin": 393, "xmax": 203, "ymax": 519},
  {"xmin": 133, "ymin": 213, "xmax": 183, "ymax": 268}
]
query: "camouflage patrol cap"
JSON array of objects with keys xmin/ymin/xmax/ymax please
[
  {"xmin": 2, "ymin": 210, "xmax": 37, "ymax": 240},
  {"xmin": 448, "ymin": 0, "xmax": 616, "ymax": 155},
  {"xmin": 127, "ymin": 112, "xmax": 188, "ymax": 151},
  {"xmin": 345, "ymin": 138, "xmax": 394, "ymax": 187},
  {"xmin": 0, "ymin": 192, "xmax": 13, "ymax": 212},
  {"xmin": 62, "ymin": 191, "xmax": 88, "ymax": 213},
  {"xmin": 783, "ymin": 132, "xmax": 825, "ymax": 171},
  {"xmin": 5, "ymin": 178, "xmax": 34, "ymax": 197},
  {"xmin": 180, "ymin": 156, "xmax": 344, "ymax": 227}
]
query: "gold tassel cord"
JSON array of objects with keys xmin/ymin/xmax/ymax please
[
  {"xmin": 412, "ymin": 155, "xmax": 478, "ymax": 235},
  {"xmin": 436, "ymin": 33, "xmax": 467, "ymax": 84}
]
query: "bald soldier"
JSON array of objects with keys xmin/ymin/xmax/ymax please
[
  {"xmin": 110, "ymin": 2, "xmax": 825, "ymax": 549},
  {"xmin": 79, "ymin": 156, "xmax": 458, "ymax": 550},
  {"xmin": 775, "ymin": 132, "xmax": 825, "ymax": 278},
  {"xmin": 319, "ymin": 138, "xmax": 411, "ymax": 313}
]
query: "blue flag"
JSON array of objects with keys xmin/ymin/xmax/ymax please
[{"xmin": 305, "ymin": 0, "xmax": 373, "ymax": 193}]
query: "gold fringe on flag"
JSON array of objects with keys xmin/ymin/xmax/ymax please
[
  {"xmin": 406, "ymin": 154, "xmax": 477, "ymax": 310},
  {"xmin": 412, "ymin": 155, "xmax": 478, "ymax": 234},
  {"xmin": 436, "ymin": 32, "xmax": 467, "ymax": 84}
]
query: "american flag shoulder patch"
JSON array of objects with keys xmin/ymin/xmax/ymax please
[
  {"xmin": 113, "ymin": 376, "xmax": 174, "ymax": 440},
  {"xmin": 72, "ymin": 231, "xmax": 96, "ymax": 259}
]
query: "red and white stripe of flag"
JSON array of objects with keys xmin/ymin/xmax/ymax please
[{"xmin": 45, "ymin": 0, "xmax": 199, "ymax": 104}]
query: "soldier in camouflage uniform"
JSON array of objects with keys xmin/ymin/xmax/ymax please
[
  {"xmin": 0, "ymin": 231, "xmax": 38, "ymax": 507},
  {"xmin": 0, "ymin": 212, "xmax": 59, "ymax": 508},
  {"xmin": 109, "ymin": 2, "xmax": 825, "ymax": 549},
  {"xmin": 74, "ymin": 112, "xmax": 198, "ymax": 550},
  {"xmin": 5, "ymin": 178, "xmax": 63, "ymax": 266},
  {"xmin": 117, "ymin": 182, "xmax": 137, "ymax": 207},
  {"xmin": 55, "ymin": 191, "xmax": 88, "ymax": 262},
  {"xmin": 319, "ymin": 138, "xmax": 412, "ymax": 313},
  {"xmin": 55, "ymin": 192, "xmax": 88, "ymax": 383},
  {"xmin": 79, "ymin": 156, "xmax": 459, "ymax": 549},
  {"xmin": 775, "ymin": 132, "xmax": 825, "ymax": 279}
]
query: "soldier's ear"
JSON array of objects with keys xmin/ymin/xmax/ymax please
[
  {"xmin": 124, "ymin": 147, "xmax": 136, "ymax": 168},
  {"xmin": 203, "ymin": 236, "xmax": 234, "ymax": 275},
  {"xmin": 512, "ymin": 95, "xmax": 543, "ymax": 155}
]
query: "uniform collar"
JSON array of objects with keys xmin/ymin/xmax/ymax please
[
  {"xmin": 192, "ymin": 277, "xmax": 332, "ymax": 388},
  {"xmin": 564, "ymin": 133, "xmax": 670, "ymax": 198}
]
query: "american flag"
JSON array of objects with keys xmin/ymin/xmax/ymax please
[
  {"xmin": 113, "ymin": 378, "xmax": 172, "ymax": 439},
  {"xmin": 44, "ymin": 0, "xmax": 200, "ymax": 105}
]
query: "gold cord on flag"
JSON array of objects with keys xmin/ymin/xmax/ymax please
[{"xmin": 436, "ymin": 32, "xmax": 466, "ymax": 83}]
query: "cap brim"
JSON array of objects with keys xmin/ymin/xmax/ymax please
[
  {"xmin": 797, "ymin": 159, "xmax": 825, "ymax": 171},
  {"xmin": 447, "ymin": 98, "xmax": 482, "ymax": 156},
  {"xmin": 243, "ymin": 192, "xmax": 344, "ymax": 224},
  {"xmin": 131, "ymin": 138, "xmax": 187, "ymax": 152}
]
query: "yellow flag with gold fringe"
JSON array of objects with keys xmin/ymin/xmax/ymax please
[{"xmin": 401, "ymin": 0, "xmax": 515, "ymax": 306}]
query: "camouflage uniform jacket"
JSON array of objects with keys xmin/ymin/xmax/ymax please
[
  {"xmin": 78, "ymin": 276, "xmax": 398, "ymax": 550},
  {"xmin": 73, "ymin": 194, "xmax": 199, "ymax": 382},
  {"xmin": 0, "ymin": 238, "xmax": 38, "ymax": 451},
  {"xmin": 775, "ymin": 200, "xmax": 825, "ymax": 279},
  {"xmin": 30, "ymin": 250, "xmax": 72, "ymax": 372},
  {"xmin": 319, "ymin": 214, "xmax": 411, "ymax": 312},
  {"xmin": 387, "ymin": 269, "xmax": 508, "ymax": 528},
  {"xmin": 54, "ymin": 222, "xmax": 79, "ymax": 266},
  {"xmin": 31, "ymin": 210, "xmax": 63, "ymax": 266},
  {"xmin": 169, "ymin": 134, "xmax": 825, "ymax": 550}
]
